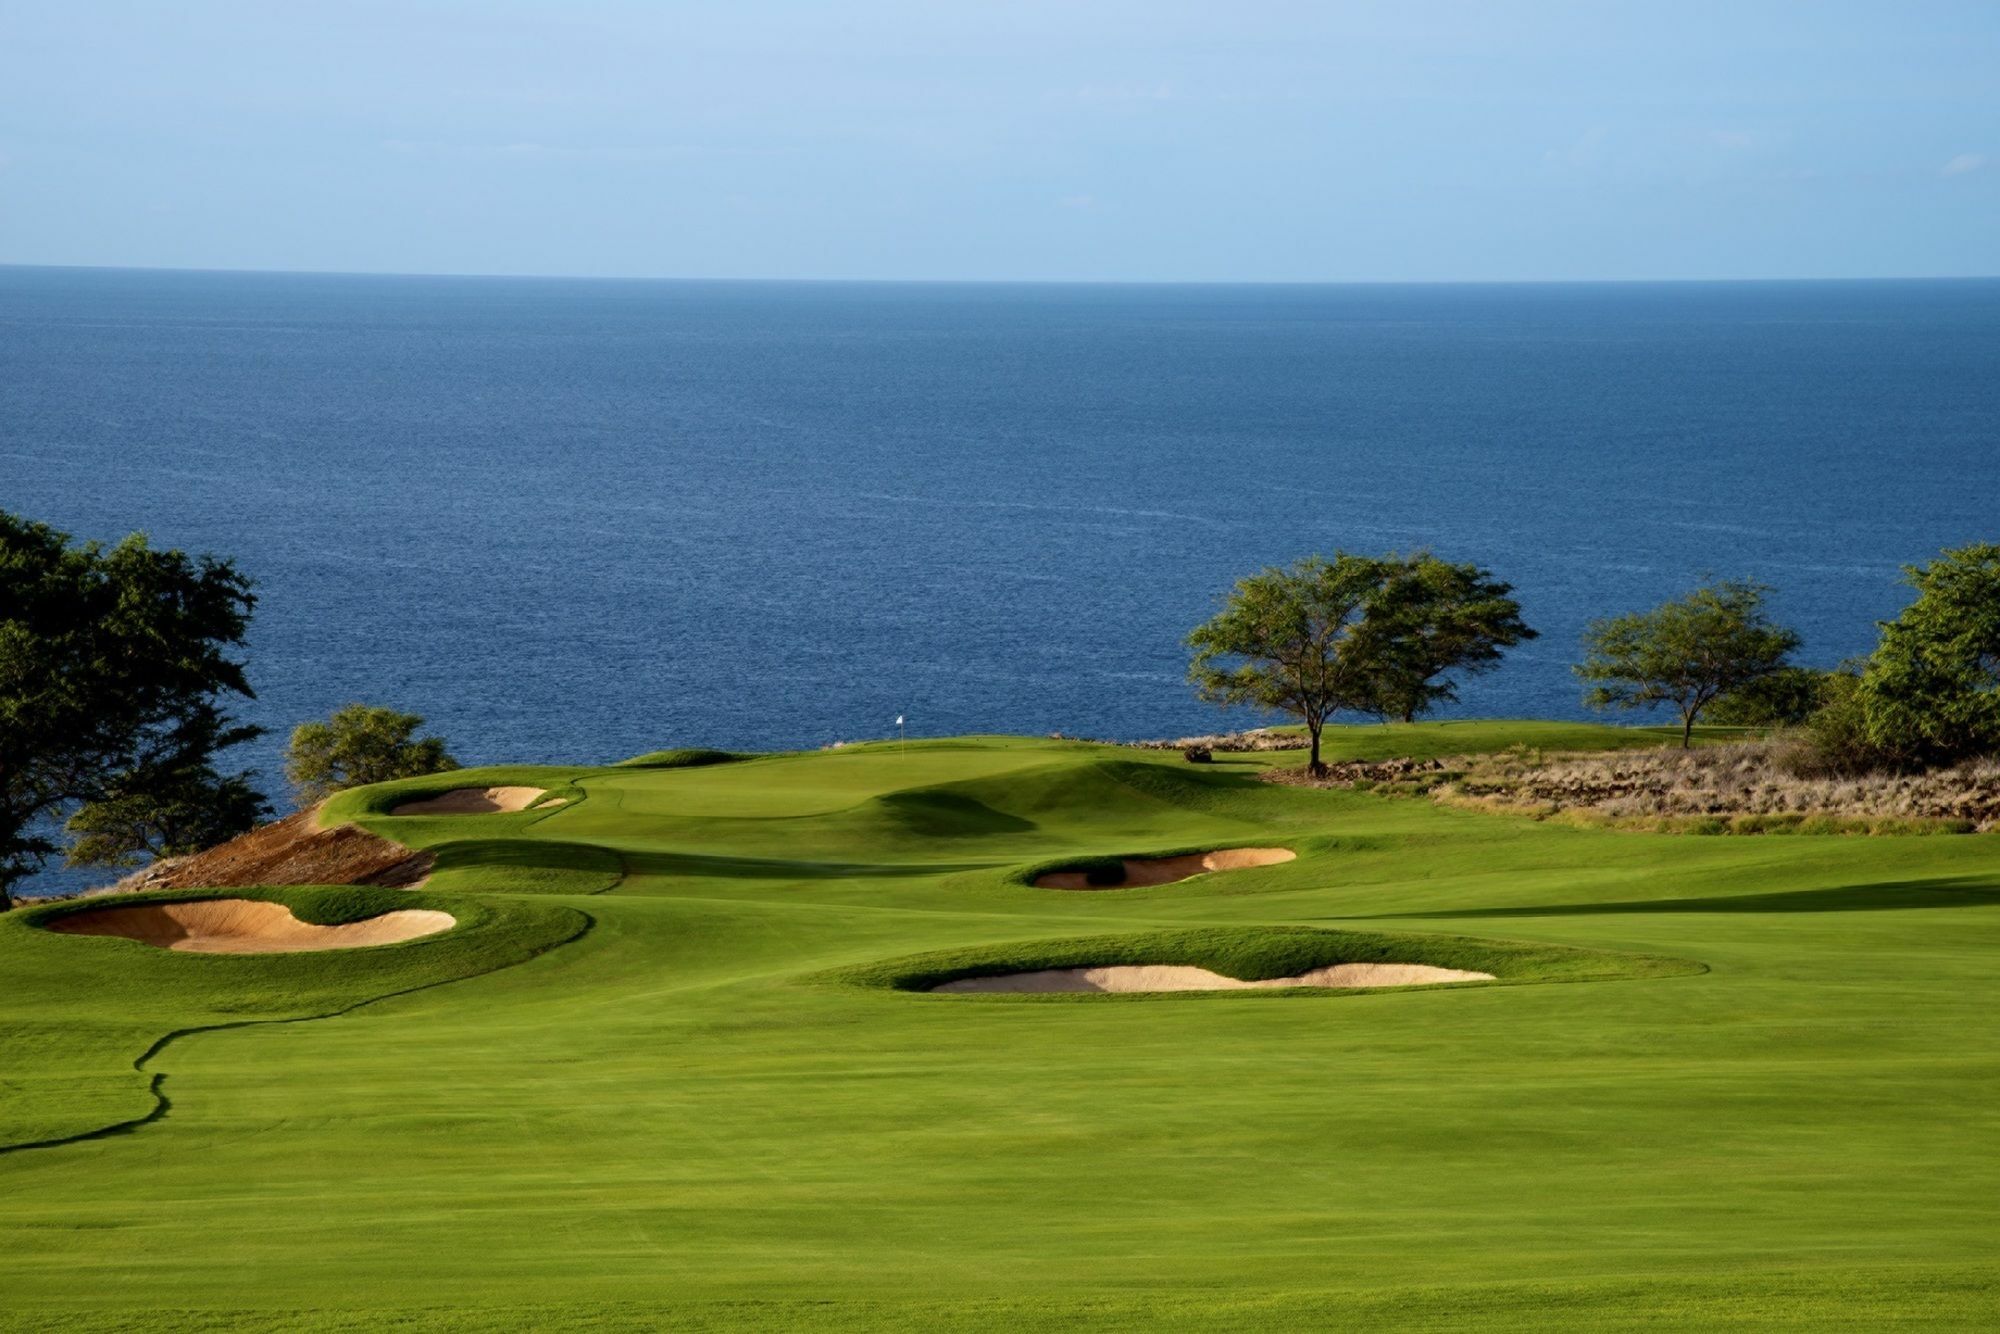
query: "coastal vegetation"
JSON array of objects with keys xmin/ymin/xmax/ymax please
[
  {"xmin": 1576, "ymin": 579, "xmax": 1801, "ymax": 747},
  {"xmin": 284, "ymin": 703, "xmax": 460, "ymax": 802},
  {"xmin": 0, "ymin": 513, "xmax": 261, "ymax": 910},
  {"xmin": 1853, "ymin": 543, "xmax": 2000, "ymax": 768},
  {"xmin": 1187, "ymin": 551, "xmax": 1533, "ymax": 775}
]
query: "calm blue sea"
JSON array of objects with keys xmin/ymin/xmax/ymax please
[{"xmin": 4, "ymin": 267, "xmax": 1997, "ymax": 890}]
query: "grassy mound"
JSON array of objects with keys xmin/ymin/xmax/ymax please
[
  {"xmin": 613, "ymin": 747, "xmax": 748, "ymax": 769},
  {"xmin": 421, "ymin": 839, "xmax": 626, "ymax": 895}
]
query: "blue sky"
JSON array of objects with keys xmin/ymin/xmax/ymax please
[{"xmin": 2, "ymin": 1, "xmax": 1995, "ymax": 281}]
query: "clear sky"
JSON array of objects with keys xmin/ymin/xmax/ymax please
[{"xmin": 3, "ymin": 1, "xmax": 1995, "ymax": 282}]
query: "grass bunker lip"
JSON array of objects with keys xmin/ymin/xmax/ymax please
[
  {"xmin": 42, "ymin": 898, "xmax": 456, "ymax": 954},
  {"xmin": 933, "ymin": 962, "xmax": 1494, "ymax": 993},
  {"xmin": 389, "ymin": 786, "xmax": 562, "ymax": 816},
  {"xmin": 829, "ymin": 925, "xmax": 1704, "ymax": 999},
  {"xmin": 1033, "ymin": 846, "xmax": 1296, "ymax": 889}
]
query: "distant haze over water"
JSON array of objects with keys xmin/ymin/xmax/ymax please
[{"xmin": 5, "ymin": 268, "xmax": 1997, "ymax": 889}]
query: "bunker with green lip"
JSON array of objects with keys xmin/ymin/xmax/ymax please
[
  {"xmin": 1033, "ymin": 845, "xmax": 1296, "ymax": 888},
  {"xmin": 44, "ymin": 898, "xmax": 455, "ymax": 953}
]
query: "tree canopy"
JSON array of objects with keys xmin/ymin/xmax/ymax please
[
  {"xmin": 1188, "ymin": 554, "xmax": 1386, "ymax": 775},
  {"xmin": 285, "ymin": 703, "xmax": 459, "ymax": 803},
  {"xmin": 65, "ymin": 767, "xmax": 271, "ymax": 870},
  {"xmin": 1706, "ymin": 664, "xmax": 1839, "ymax": 728},
  {"xmin": 1856, "ymin": 543, "xmax": 2000, "ymax": 767},
  {"xmin": 1188, "ymin": 551, "xmax": 1531, "ymax": 774},
  {"xmin": 1366, "ymin": 554, "xmax": 1536, "ymax": 724},
  {"xmin": 0, "ymin": 511, "xmax": 261, "ymax": 908},
  {"xmin": 1575, "ymin": 579, "xmax": 1801, "ymax": 747}
]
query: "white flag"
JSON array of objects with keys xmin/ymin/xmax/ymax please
[{"xmin": 895, "ymin": 715, "xmax": 904, "ymax": 726}]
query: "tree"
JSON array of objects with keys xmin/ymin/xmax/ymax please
[
  {"xmin": 65, "ymin": 766, "xmax": 271, "ymax": 869},
  {"xmin": 1188, "ymin": 554, "xmax": 1397, "ymax": 777},
  {"xmin": 1707, "ymin": 665, "xmax": 1837, "ymax": 728},
  {"xmin": 1856, "ymin": 543, "xmax": 2000, "ymax": 767},
  {"xmin": 1575, "ymin": 579, "xmax": 1801, "ymax": 748},
  {"xmin": 285, "ymin": 703, "xmax": 459, "ymax": 803},
  {"xmin": 0, "ymin": 511, "xmax": 260, "ymax": 910},
  {"xmin": 1365, "ymin": 553, "xmax": 1536, "ymax": 723}
]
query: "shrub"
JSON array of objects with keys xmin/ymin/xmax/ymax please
[
  {"xmin": 1857, "ymin": 544, "xmax": 2000, "ymax": 768},
  {"xmin": 1782, "ymin": 670, "xmax": 1889, "ymax": 777}
]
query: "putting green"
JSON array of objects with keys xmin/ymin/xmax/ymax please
[{"xmin": 2, "ymin": 722, "xmax": 1997, "ymax": 1331}]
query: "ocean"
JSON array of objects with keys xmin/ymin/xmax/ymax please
[{"xmin": 4, "ymin": 267, "xmax": 1997, "ymax": 891}]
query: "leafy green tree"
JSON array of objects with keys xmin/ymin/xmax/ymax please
[
  {"xmin": 1188, "ymin": 553, "xmax": 1397, "ymax": 776},
  {"xmin": 1575, "ymin": 580, "xmax": 1801, "ymax": 748},
  {"xmin": 0, "ymin": 512, "xmax": 260, "ymax": 909},
  {"xmin": 1366, "ymin": 554, "xmax": 1536, "ymax": 723},
  {"xmin": 285, "ymin": 703, "xmax": 459, "ymax": 803},
  {"xmin": 1707, "ymin": 665, "xmax": 1837, "ymax": 728},
  {"xmin": 1857, "ymin": 543, "xmax": 2000, "ymax": 767},
  {"xmin": 65, "ymin": 766, "xmax": 270, "ymax": 869}
]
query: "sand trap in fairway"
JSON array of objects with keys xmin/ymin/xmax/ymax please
[
  {"xmin": 390, "ymin": 786, "xmax": 561, "ymax": 816},
  {"xmin": 46, "ymin": 899, "xmax": 456, "ymax": 954},
  {"xmin": 934, "ymin": 963, "xmax": 1494, "ymax": 993},
  {"xmin": 1034, "ymin": 847, "xmax": 1295, "ymax": 890}
]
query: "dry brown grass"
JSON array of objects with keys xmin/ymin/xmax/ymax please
[
  {"xmin": 1126, "ymin": 727, "xmax": 1309, "ymax": 753},
  {"xmin": 1272, "ymin": 741, "xmax": 2000, "ymax": 835}
]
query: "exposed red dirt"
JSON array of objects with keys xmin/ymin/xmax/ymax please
[{"xmin": 103, "ymin": 807, "xmax": 431, "ymax": 895}]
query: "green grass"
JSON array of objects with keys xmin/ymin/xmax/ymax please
[{"xmin": 2, "ymin": 721, "xmax": 1996, "ymax": 1330}]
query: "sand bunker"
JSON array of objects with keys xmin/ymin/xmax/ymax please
[
  {"xmin": 390, "ymin": 786, "xmax": 562, "ymax": 816},
  {"xmin": 934, "ymin": 962, "xmax": 1494, "ymax": 993},
  {"xmin": 46, "ymin": 899, "xmax": 456, "ymax": 954},
  {"xmin": 1034, "ymin": 847, "xmax": 1295, "ymax": 890}
]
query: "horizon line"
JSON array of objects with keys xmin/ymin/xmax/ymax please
[{"xmin": 4, "ymin": 260, "xmax": 1998, "ymax": 289}]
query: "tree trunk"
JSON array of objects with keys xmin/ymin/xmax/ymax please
[
  {"xmin": 1308, "ymin": 722, "xmax": 1327, "ymax": 778},
  {"xmin": 1681, "ymin": 710, "xmax": 1696, "ymax": 749}
]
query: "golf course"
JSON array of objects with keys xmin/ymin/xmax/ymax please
[{"xmin": 3, "ymin": 721, "xmax": 1997, "ymax": 1330}]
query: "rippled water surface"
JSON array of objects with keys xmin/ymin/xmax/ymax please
[{"xmin": 5, "ymin": 268, "xmax": 1996, "ymax": 891}]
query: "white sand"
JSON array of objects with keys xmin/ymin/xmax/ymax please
[
  {"xmin": 1034, "ymin": 847, "xmax": 1295, "ymax": 890},
  {"xmin": 390, "ymin": 786, "xmax": 562, "ymax": 816},
  {"xmin": 933, "ymin": 962, "xmax": 1494, "ymax": 993},
  {"xmin": 46, "ymin": 899, "xmax": 456, "ymax": 954}
]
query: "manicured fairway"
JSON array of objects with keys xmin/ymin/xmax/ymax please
[{"xmin": 3, "ymin": 723, "xmax": 1997, "ymax": 1330}]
